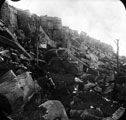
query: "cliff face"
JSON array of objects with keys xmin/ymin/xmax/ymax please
[
  {"xmin": 1, "ymin": 2, "xmax": 126, "ymax": 120},
  {"xmin": 0, "ymin": 2, "xmax": 118, "ymax": 76},
  {"xmin": 0, "ymin": 2, "xmax": 18, "ymax": 33},
  {"xmin": 0, "ymin": 2, "xmax": 117, "ymax": 79},
  {"xmin": 0, "ymin": 2, "xmax": 113, "ymax": 55}
]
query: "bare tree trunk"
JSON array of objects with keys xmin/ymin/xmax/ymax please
[
  {"xmin": 115, "ymin": 39, "xmax": 119, "ymax": 74},
  {"xmin": 112, "ymin": 39, "xmax": 120, "ymax": 100}
]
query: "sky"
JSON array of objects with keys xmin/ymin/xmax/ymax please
[{"xmin": 8, "ymin": 0, "xmax": 126, "ymax": 56}]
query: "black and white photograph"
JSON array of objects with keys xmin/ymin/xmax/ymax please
[{"xmin": 0, "ymin": 0, "xmax": 126, "ymax": 120}]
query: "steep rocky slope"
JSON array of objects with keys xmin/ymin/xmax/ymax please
[{"xmin": 1, "ymin": 2, "xmax": 126, "ymax": 120}]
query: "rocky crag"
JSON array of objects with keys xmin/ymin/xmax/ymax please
[
  {"xmin": 0, "ymin": 2, "xmax": 113, "ymax": 52},
  {"xmin": 1, "ymin": 2, "xmax": 126, "ymax": 120}
]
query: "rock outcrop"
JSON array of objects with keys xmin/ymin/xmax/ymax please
[
  {"xmin": 1, "ymin": 2, "xmax": 114, "ymax": 55},
  {"xmin": 1, "ymin": 2, "xmax": 126, "ymax": 120}
]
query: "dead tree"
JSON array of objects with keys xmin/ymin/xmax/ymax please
[
  {"xmin": 116, "ymin": 39, "xmax": 120, "ymax": 73},
  {"xmin": 112, "ymin": 39, "xmax": 120, "ymax": 100}
]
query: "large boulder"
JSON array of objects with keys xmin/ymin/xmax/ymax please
[
  {"xmin": 47, "ymin": 48, "xmax": 84, "ymax": 76},
  {"xmin": 0, "ymin": 71, "xmax": 41, "ymax": 109},
  {"xmin": 17, "ymin": 9, "xmax": 31, "ymax": 35},
  {"xmin": 40, "ymin": 16, "xmax": 47, "ymax": 28},
  {"xmin": 38, "ymin": 25, "xmax": 57, "ymax": 48},
  {"xmin": 40, "ymin": 16, "xmax": 62, "ymax": 30},
  {"xmin": 17, "ymin": 99, "xmax": 68, "ymax": 120},
  {"xmin": 12, "ymin": 92, "xmax": 47, "ymax": 120},
  {"xmin": 0, "ymin": 2, "xmax": 18, "ymax": 33},
  {"xmin": 53, "ymin": 29, "xmax": 61, "ymax": 41},
  {"xmin": 57, "ymin": 48, "xmax": 84, "ymax": 76},
  {"xmin": 39, "ymin": 100, "xmax": 69, "ymax": 120}
]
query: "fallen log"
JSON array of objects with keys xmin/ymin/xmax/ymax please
[{"xmin": 0, "ymin": 35, "xmax": 32, "ymax": 59}]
